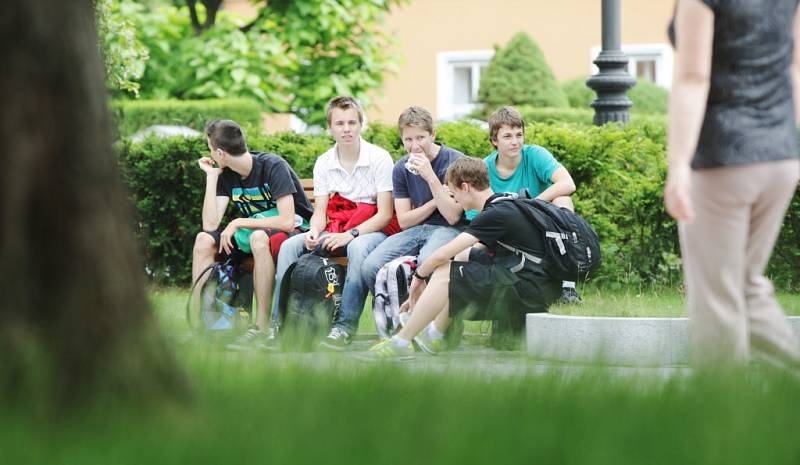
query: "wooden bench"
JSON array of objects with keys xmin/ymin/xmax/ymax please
[{"xmin": 222, "ymin": 179, "xmax": 347, "ymax": 273}]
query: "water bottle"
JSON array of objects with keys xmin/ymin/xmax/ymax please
[{"xmin": 210, "ymin": 301, "xmax": 237, "ymax": 330}]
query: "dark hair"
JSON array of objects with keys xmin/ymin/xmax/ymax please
[
  {"xmin": 205, "ymin": 119, "xmax": 248, "ymax": 155},
  {"xmin": 326, "ymin": 96, "xmax": 365, "ymax": 126},
  {"xmin": 488, "ymin": 106, "xmax": 525, "ymax": 142},
  {"xmin": 445, "ymin": 156, "xmax": 490, "ymax": 191}
]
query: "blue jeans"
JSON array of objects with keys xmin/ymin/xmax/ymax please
[
  {"xmin": 272, "ymin": 231, "xmax": 387, "ymax": 330},
  {"xmin": 334, "ymin": 225, "xmax": 461, "ymax": 333}
]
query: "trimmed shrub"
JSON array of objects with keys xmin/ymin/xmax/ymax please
[
  {"xmin": 478, "ymin": 32, "xmax": 567, "ymax": 112},
  {"xmin": 561, "ymin": 77, "xmax": 595, "ymax": 110},
  {"xmin": 110, "ymin": 98, "xmax": 262, "ymax": 138},
  {"xmin": 516, "ymin": 106, "xmax": 667, "ymax": 131},
  {"xmin": 562, "ymin": 77, "xmax": 669, "ymax": 114},
  {"xmin": 117, "ymin": 121, "xmax": 800, "ymax": 290},
  {"xmin": 628, "ymin": 80, "xmax": 669, "ymax": 114}
]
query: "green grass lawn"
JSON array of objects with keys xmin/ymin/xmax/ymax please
[
  {"xmin": 151, "ymin": 286, "xmax": 800, "ymax": 339},
  {"xmin": 3, "ymin": 286, "xmax": 800, "ymax": 465},
  {"xmin": 553, "ymin": 287, "xmax": 800, "ymax": 317}
]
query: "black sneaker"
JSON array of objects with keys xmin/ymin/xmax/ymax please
[
  {"xmin": 226, "ymin": 325, "xmax": 265, "ymax": 351},
  {"xmin": 558, "ymin": 287, "xmax": 583, "ymax": 305},
  {"xmin": 318, "ymin": 327, "xmax": 351, "ymax": 351},
  {"xmin": 255, "ymin": 325, "xmax": 280, "ymax": 352}
]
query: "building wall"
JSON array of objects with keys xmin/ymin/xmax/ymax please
[{"xmin": 370, "ymin": 0, "xmax": 675, "ymax": 123}]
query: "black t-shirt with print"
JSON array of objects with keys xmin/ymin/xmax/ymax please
[
  {"xmin": 465, "ymin": 194, "xmax": 549, "ymax": 275},
  {"xmin": 216, "ymin": 152, "xmax": 313, "ymax": 220},
  {"xmin": 466, "ymin": 194, "xmax": 546, "ymax": 253}
]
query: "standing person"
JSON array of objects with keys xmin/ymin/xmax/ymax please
[
  {"xmin": 362, "ymin": 157, "xmax": 562, "ymax": 360},
  {"xmin": 665, "ymin": 0, "xmax": 800, "ymax": 370},
  {"xmin": 269, "ymin": 96, "xmax": 395, "ymax": 351},
  {"xmin": 191, "ymin": 120, "xmax": 313, "ymax": 348},
  {"xmin": 481, "ymin": 106, "xmax": 580, "ymax": 305}
]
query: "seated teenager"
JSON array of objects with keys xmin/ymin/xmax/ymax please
[
  {"xmin": 363, "ymin": 156, "xmax": 562, "ymax": 360},
  {"xmin": 357, "ymin": 105, "xmax": 464, "ymax": 332},
  {"xmin": 271, "ymin": 96, "xmax": 395, "ymax": 350},
  {"xmin": 191, "ymin": 119, "xmax": 313, "ymax": 350},
  {"xmin": 481, "ymin": 106, "xmax": 580, "ymax": 304}
]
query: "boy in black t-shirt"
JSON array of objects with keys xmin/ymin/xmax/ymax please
[
  {"xmin": 363, "ymin": 157, "xmax": 561, "ymax": 360},
  {"xmin": 191, "ymin": 120, "xmax": 313, "ymax": 349}
]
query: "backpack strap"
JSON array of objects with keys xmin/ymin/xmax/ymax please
[
  {"xmin": 185, "ymin": 262, "xmax": 218, "ymax": 331},
  {"xmin": 496, "ymin": 240, "xmax": 543, "ymax": 274},
  {"xmin": 545, "ymin": 231, "xmax": 568, "ymax": 255},
  {"xmin": 276, "ymin": 261, "xmax": 298, "ymax": 324}
]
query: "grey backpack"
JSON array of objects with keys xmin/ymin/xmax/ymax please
[{"xmin": 372, "ymin": 256, "xmax": 417, "ymax": 339}]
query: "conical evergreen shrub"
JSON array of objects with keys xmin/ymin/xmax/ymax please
[{"xmin": 477, "ymin": 32, "xmax": 568, "ymax": 111}]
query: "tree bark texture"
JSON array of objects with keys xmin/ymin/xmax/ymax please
[{"xmin": 0, "ymin": 1, "xmax": 184, "ymax": 407}]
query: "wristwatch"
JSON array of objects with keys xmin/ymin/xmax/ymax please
[{"xmin": 349, "ymin": 228, "xmax": 360, "ymax": 238}]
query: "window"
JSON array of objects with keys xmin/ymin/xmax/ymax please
[
  {"xmin": 590, "ymin": 43, "xmax": 673, "ymax": 89},
  {"xmin": 437, "ymin": 50, "xmax": 494, "ymax": 120}
]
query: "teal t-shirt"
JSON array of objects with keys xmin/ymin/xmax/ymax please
[{"xmin": 466, "ymin": 144, "xmax": 561, "ymax": 220}]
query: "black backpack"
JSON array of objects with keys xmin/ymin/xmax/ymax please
[
  {"xmin": 493, "ymin": 192, "xmax": 602, "ymax": 282},
  {"xmin": 277, "ymin": 251, "xmax": 346, "ymax": 347}
]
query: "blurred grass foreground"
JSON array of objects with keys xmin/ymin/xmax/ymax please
[{"xmin": 2, "ymin": 288, "xmax": 800, "ymax": 465}]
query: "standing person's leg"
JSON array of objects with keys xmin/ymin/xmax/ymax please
[
  {"xmin": 680, "ymin": 166, "xmax": 752, "ymax": 367},
  {"xmin": 743, "ymin": 160, "xmax": 800, "ymax": 367},
  {"xmin": 321, "ymin": 232, "xmax": 386, "ymax": 347},
  {"xmin": 271, "ymin": 232, "xmax": 308, "ymax": 326}
]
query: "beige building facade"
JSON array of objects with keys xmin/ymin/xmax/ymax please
[{"xmin": 224, "ymin": 0, "xmax": 676, "ymax": 125}]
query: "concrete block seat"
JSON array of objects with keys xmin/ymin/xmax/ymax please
[{"xmin": 526, "ymin": 313, "xmax": 800, "ymax": 367}]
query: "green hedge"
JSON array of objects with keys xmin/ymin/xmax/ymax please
[
  {"xmin": 110, "ymin": 98, "xmax": 263, "ymax": 138},
  {"xmin": 562, "ymin": 77, "xmax": 669, "ymax": 115},
  {"xmin": 117, "ymin": 121, "xmax": 800, "ymax": 290},
  {"xmin": 517, "ymin": 105, "xmax": 667, "ymax": 128}
]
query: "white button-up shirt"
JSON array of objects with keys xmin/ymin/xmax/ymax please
[{"xmin": 312, "ymin": 138, "xmax": 394, "ymax": 204}]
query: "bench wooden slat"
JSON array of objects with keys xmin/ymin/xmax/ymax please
[{"xmin": 301, "ymin": 178, "xmax": 315, "ymax": 205}]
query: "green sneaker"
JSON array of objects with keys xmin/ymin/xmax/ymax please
[
  {"xmin": 413, "ymin": 325, "xmax": 443, "ymax": 355},
  {"xmin": 359, "ymin": 338, "xmax": 415, "ymax": 361}
]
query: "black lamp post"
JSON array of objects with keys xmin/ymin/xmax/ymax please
[{"xmin": 586, "ymin": 0, "xmax": 636, "ymax": 125}]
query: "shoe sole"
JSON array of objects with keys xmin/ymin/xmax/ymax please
[
  {"xmin": 412, "ymin": 336, "xmax": 439, "ymax": 356},
  {"xmin": 256, "ymin": 343, "xmax": 281, "ymax": 352},
  {"xmin": 226, "ymin": 343, "xmax": 256, "ymax": 352},
  {"xmin": 352, "ymin": 352, "xmax": 414, "ymax": 362},
  {"xmin": 318, "ymin": 340, "xmax": 350, "ymax": 352}
]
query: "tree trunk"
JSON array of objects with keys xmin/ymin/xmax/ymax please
[{"xmin": 0, "ymin": 1, "xmax": 185, "ymax": 408}]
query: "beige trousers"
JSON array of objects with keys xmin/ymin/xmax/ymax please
[{"xmin": 679, "ymin": 159, "xmax": 800, "ymax": 368}]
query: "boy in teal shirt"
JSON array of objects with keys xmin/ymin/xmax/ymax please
[{"xmin": 479, "ymin": 106, "xmax": 581, "ymax": 303}]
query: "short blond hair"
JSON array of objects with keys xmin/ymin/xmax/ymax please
[
  {"xmin": 398, "ymin": 106, "xmax": 434, "ymax": 135},
  {"xmin": 488, "ymin": 106, "xmax": 525, "ymax": 142},
  {"xmin": 445, "ymin": 157, "xmax": 490, "ymax": 191},
  {"xmin": 326, "ymin": 96, "xmax": 364, "ymax": 126}
]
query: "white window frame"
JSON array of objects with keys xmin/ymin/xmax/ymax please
[
  {"xmin": 437, "ymin": 50, "xmax": 494, "ymax": 120},
  {"xmin": 590, "ymin": 43, "xmax": 673, "ymax": 89}
]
